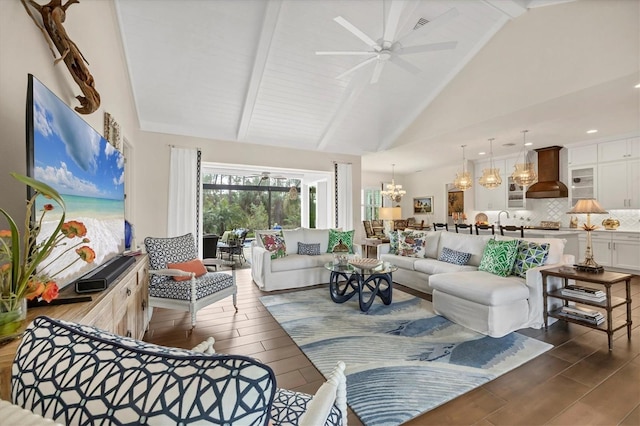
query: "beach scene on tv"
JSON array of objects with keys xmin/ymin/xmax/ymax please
[{"xmin": 31, "ymin": 77, "xmax": 125, "ymax": 287}]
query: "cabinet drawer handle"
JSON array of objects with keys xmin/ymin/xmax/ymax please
[
  {"xmin": 608, "ymin": 242, "xmax": 611, "ymax": 249},
  {"xmin": 126, "ymin": 288, "xmax": 132, "ymax": 297},
  {"xmin": 141, "ymin": 300, "xmax": 146, "ymax": 311},
  {"xmin": 126, "ymin": 331, "xmax": 132, "ymax": 338}
]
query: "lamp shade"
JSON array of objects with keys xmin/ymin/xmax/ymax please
[
  {"xmin": 379, "ymin": 207, "xmax": 402, "ymax": 220},
  {"xmin": 567, "ymin": 199, "xmax": 608, "ymax": 214}
]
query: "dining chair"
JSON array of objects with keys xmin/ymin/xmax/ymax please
[
  {"xmin": 433, "ymin": 223, "xmax": 449, "ymax": 231},
  {"xmin": 455, "ymin": 223, "xmax": 473, "ymax": 234},
  {"xmin": 474, "ymin": 224, "xmax": 495, "ymax": 235},
  {"xmin": 500, "ymin": 225, "xmax": 525, "ymax": 238}
]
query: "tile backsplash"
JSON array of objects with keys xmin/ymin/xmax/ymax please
[{"xmin": 470, "ymin": 198, "xmax": 640, "ymax": 230}]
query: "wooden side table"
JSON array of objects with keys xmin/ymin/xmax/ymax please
[
  {"xmin": 541, "ymin": 266, "xmax": 633, "ymax": 350},
  {"xmin": 362, "ymin": 238, "xmax": 390, "ymax": 258}
]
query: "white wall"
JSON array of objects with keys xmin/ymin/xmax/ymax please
[{"xmin": 0, "ymin": 1, "xmax": 362, "ymax": 245}]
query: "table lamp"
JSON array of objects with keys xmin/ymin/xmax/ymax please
[
  {"xmin": 567, "ymin": 199, "xmax": 608, "ymax": 272},
  {"xmin": 379, "ymin": 207, "xmax": 401, "ymax": 235}
]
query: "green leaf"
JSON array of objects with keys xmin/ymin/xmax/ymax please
[{"xmin": 10, "ymin": 173, "xmax": 65, "ymax": 210}]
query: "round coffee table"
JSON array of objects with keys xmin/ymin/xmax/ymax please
[{"xmin": 324, "ymin": 261, "xmax": 397, "ymax": 312}]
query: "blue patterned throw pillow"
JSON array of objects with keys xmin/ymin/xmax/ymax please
[
  {"xmin": 512, "ymin": 240, "xmax": 550, "ymax": 277},
  {"xmin": 387, "ymin": 230, "xmax": 399, "ymax": 255},
  {"xmin": 478, "ymin": 239, "xmax": 518, "ymax": 277},
  {"xmin": 438, "ymin": 247, "xmax": 472, "ymax": 265},
  {"xmin": 297, "ymin": 242, "xmax": 320, "ymax": 256}
]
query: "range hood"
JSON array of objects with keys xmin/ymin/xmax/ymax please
[{"xmin": 525, "ymin": 146, "xmax": 568, "ymax": 199}]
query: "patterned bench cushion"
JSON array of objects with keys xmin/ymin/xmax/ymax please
[
  {"xmin": 271, "ymin": 388, "xmax": 342, "ymax": 426},
  {"xmin": 149, "ymin": 271, "xmax": 234, "ymax": 300},
  {"xmin": 12, "ymin": 316, "xmax": 276, "ymax": 425}
]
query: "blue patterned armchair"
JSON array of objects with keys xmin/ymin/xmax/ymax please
[
  {"xmin": 144, "ymin": 233, "xmax": 238, "ymax": 328},
  {"xmin": 12, "ymin": 316, "xmax": 347, "ymax": 425}
]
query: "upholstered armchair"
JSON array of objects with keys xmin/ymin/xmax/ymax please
[
  {"xmin": 12, "ymin": 316, "xmax": 347, "ymax": 426},
  {"xmin": 144, "ymin": 233, "xmax": 238, "ymax": 328}
]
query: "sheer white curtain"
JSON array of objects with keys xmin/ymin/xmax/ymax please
[
  {"xmin": 167, "ymin": 147, "xmax": 200, "ymax": 247},
  {"xmin": 335, "ymin": 162, "xmax": 353, "ymax": 230}
]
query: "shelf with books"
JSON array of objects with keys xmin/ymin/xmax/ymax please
[
  {"xmin": 547, "ymin": 289, "xmax": 627, "ymax": 310},
  {"xmin": 548, "ymin": 308, "xmax": 628, "ymax": 332}
]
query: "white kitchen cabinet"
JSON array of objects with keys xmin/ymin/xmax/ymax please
[
  {"xmin": 598, "ymin": 137, "xmax": 640, "ymax": 162},
  {"xmin": 569, "ymin": 165, "xmax": 596, "ymax": 207},
  {"xmin": 598, "ymin": 159, "xmax": 639, "ymax": 208},
  {"xmin": 568, "ymin": 144, "xmax": 598, "ymax": 166},
  {"xmin": 474, "ymin": 159, "xmax": 506, "ymax": 211},
  {"xmin": 578, "ymin": 232, "xmax": 640, "ymax": 272}
]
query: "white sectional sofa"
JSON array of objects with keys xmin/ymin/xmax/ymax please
[
  {"xmin": 251, "ymin": 228, "xmax": 360, "ymax": 292},
  {"xmin": 377, "ymin": 230, "xmax": 574, "ymax": 337}
]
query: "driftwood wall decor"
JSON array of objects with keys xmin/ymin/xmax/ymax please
[{"xmin": 21, "ymin": 0, "xmax": 101, "ymax": 114}]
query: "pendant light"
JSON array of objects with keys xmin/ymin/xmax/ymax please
[
  {"xmin": 453, "ymin": 145, "xmax": 472, "ymax": 191},
  {"xmin": 381, "ymin": 164, "xmax": 406, "ymax": 202},
  {"xmin": 478, "ymin": 138, "xmax": 502, "ymax": 189},
  {"xmin": 511, "ymin": 130, "xmax": 537, "ymax": 186}
]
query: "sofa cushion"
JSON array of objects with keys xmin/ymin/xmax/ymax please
[
  {"xmin": 254, "ymin": 229, "xmax": 281, "ymax": 248},
  {"xmin": 438, "ymin": 232, "xmax": 490, "ymax": 267},
  {"xmin": 414, "ymin": 258, "xmax": 477, "ymax": 275},
  {"xmin": 283, "ymin": 228, "xmax": 305, "ymax": 255},
  {"xmin": 496, "ymin": 235, "xmax": 566, "ymax": 265},
  {"xmin": 327, "ymin": 229, "xmax": 355, "ymax": 254},
  {"xmin": 438, "ymin": 247, "xmax": 472, "ymax": 265},
  {"xmin": 261, "ymin": 234, "xmax": 287, "ymax": 259},
  {"xmin": 379, "ymin": 253, "xmax": 417, "ymax": 271},
  {"xmin": 271, "ymin": 253, "xmax": 334, "ymax": 272},
  {"xmin": 429, "ymin": 271, "xmax": 528, "ymax": 306},
  {"xmin": 478, "ymin": 239, "xmax": 518, "ymax": 277},
  {"xmin": 303, "ymin": 228, "xmax": 331, "ymax": 253},
  {"xmin": 422, "ymin": 231, "xmax": 442, "ymax": 259},
  {"xmin": 398, "ymin": 230, "xmax": 428, "ymax": 258},
  {"xmin": 512, "ymin": 240, "xmax": 550, "ymax": 278},
  {"xmin": 387, "ymin": 230, "xmax": 400, "ymax": 254},
  {"xmin": 298, "ymin": 242, "xmax": 321, "ymax": 256}
]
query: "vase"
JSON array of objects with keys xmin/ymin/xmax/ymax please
[{"xmin": 0, "ymin": 297, "xmax": 27, "ymax": 342}]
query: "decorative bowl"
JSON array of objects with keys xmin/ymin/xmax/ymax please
[{"xmin": 602, "ymin": 218, "xmax": 620, "ymax": 230}]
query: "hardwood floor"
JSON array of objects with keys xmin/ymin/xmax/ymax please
[{"xmin": 144, "ymin": 269, "xmax": 640, "ymax": 425}]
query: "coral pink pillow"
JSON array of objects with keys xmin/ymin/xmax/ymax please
[{"xmin": 167, "ymin": 259, "xmax": 207, "ymax": 281}]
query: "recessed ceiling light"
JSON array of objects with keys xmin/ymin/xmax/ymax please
[
  {"xmin": 635, "ymin": 83, "xmax": 640, "ymax": 88},
  {"xmin": 524, "ymin": 142, "xmax": 533, "ymax": 146},
  {"xmin": 587, "ymin": 129, "xmax": 598, "ymax": 134},
  {"xmin": 478, "ymin": 151, "xmax": 486, "ymax": 155}
]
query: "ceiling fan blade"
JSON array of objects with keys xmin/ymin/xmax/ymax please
[
  {"xmin": 370, "ymin": 61, "xmax": 386, "ymax": 84},
  {"xmin": 334, "ymin": 16, "xmax": 379, "ymax": 49},
  {"xmin": 315, "ymin": 51, "xmax": 376, "ymax": 56},
  {"xmin": 389, "ymin": 55, "xmax": 421, "ymax": 75},
  {"xmin": 383, "ymin": 0, "xmax": 407, "ymax": 42},
  {"xmin": 398, "ymin": 41, "xmax": 458, "ymax": 55},
  {"xmin": 397, "ymin": 7, "xmax": 459, "ymax": 45},
  {"xmin": 336, "ymin": 56, "xmax": 378, "ymax": 79}
]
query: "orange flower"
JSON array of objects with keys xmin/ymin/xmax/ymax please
[
  {"xmin": 43, "ymin": 204, "xmax": 54, "ymax": 211},
  {"xmin": 61, "ymin": 221, "xmax": 87, "ymax": 238},
  {"xmin": 0, "ymin": 230, "xmax": 11, "ymax": 238},
  {"xmin": 0, "ymin": 263, "xmax": 10, "ymax": 274},
  {"xmin": 24, "ymin": 279, "xmax": 45, "ymax": 300},
  {"xmin": 76, "ymin": 246, "xmax": 96, "ymax": 263},
  {"xmin": 41, "ymin": 281, "xmax": 59, "ymax": 303}
]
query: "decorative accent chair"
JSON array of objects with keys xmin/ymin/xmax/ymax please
[
  {"xmin": 455, "ymin": 223, "xmax": 473, "ymax": 234},
  {"xmin": 500, "ymin": 225, "xmax": 525, "ymax": 238},
  {"xmin": 12, "ymin": 316, "xmax": 348, "ymax": 426},
  {"xmin": 144, "ymin": 233, "xmax": 237, "ymax": 328},
  {"xmin": 370, "ymin": 219, "xmax": 384, "ymax": 237},
  {"xmin": 433, "ymin": 222, "xmax": 449, "ymax": 231},
  {"xmin": 475, "ymin": 224, "xmax": 495, "ymax": 235}
]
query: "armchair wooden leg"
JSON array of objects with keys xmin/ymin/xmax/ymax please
[{"xmin": 233, "ymin": 293, "xmax": 238, "ymax": 312}]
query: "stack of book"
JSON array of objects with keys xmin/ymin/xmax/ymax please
[
  {"xmin": 561, "ymin": 285, "xmax": 606, "ymax": 302},
  {"xmin": 558, "ymin": 305, "xmax": 605, "ymax": 325}
]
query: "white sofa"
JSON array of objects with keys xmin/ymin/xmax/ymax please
[
  {"xmin": 378, "ymin": 230, "xmax": 574, "ymax": 337},
  {"xmin": 251, "ymin": 228, "xmax": 360, "ymax": 292}
]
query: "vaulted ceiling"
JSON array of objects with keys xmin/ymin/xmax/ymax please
[{"xmin": 115, "ymin": 0, "xmax": 639, "ymax": 174}]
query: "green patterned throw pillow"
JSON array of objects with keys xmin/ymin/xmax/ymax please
[
  {"xmin": 478, "ymin": 239, "xmax": 518, "ymax": 277},
  {"xmin": 327, "ymin": 229, "xmax": 355, "ymax": 254},
  {"xmin": 512, "ymin": 240, "xmax": 550, "ymax": 277}
]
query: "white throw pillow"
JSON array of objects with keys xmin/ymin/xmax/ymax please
[
  {"xmin": 282, "ymin": 228, "xmax": 304, "ymax": 255},
  {"xmin": 303, "ymin": 228, "xmax": 331, "ymax": 253}
]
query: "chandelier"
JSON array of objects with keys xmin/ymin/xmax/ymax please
[
  {"xmin": 478, "ymin": 138, "xmax": 502, "ymax": 189},
  {"xmin": 381, "ymin": 164, "xmax": 406, "ymax": 203},
  {"xmin": 511, "ymin": 130, "xmax": 537, "ymax": 186},
  {"xmin": 453, "ymin": 145, "xmax": 472, "ymax": 191}
]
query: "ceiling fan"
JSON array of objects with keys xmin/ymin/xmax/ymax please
[
  {"xmin": 247, "ymin": 171, "xmax": 287, "ymax": 185},
  {"xmin": 316, "ymin": 3, "xmax": 459, "ymax": 84}
]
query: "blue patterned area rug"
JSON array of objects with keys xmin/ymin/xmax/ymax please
[{"xmin": 260, "ymin": 287, "xmax": 552, "ymax": 426}]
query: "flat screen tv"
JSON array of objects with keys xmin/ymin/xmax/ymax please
[{"xmin": 26, "ymin": 74, "xmax": 125, "ymax": 289}]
